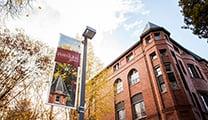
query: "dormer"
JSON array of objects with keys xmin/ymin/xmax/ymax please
[{"xmin": 140, "ymin": 22, "xmax": 170, "ymax": 45}]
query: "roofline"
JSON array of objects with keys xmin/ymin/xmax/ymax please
[
  {"xmin": 106, "ymin": 40, "xmax": 142, "ymax": 68},
  {"xmin": 169, "ymin": 38, "xmax": 208, "ymax": 62},
  {"xmin": 140, "ymin": 27, "xmax": 170, "ymax": 39},
  {"xmin": 102, "ymin": 23, "xmax": 207, "ymax": 73},
  {"xmin": 106, "ymin": 37, "xmax": 207, "ymax": 69}
]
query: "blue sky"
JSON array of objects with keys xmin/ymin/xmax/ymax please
[
  {"xmin": 144, "ymin": 0, "xmax": 208, "ymax": 60},
  {"xmin": 5, "ymin": 0, "xmax": 208, "ymax": 66},
  {"xmin": 108, "ymin": 0, "xmax": 208, "ymax": 65}
]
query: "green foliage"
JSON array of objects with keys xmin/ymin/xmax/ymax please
[{"xmin": 179, "ymin": 0, "xmax": 208, "ymax": 39}]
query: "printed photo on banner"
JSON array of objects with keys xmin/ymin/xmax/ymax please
[{"xmin": 48, "ymin": 34, "xmax": 81, "ymax": 108}]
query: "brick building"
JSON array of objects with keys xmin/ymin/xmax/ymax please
[
  {"xmin": 90, "ymin": 22, "xmax": 208, "ymax": 120},
  {"xmin": 49, "ymin": 76, "xmax": 69, "ymax": 105}
]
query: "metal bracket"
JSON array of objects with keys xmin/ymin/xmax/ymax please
[{"xmin": 78, "ymin": 106, "xmax": 85, "ymax": 113}]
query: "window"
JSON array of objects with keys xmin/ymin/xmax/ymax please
[
  {"xmin": 150, "ymin": 52, "xmax": 157, "ymax": 60},
  {"xmin": 164, "ymin": 34, "xmax": 169, "ymax": 41},
  {"xmin": 154, "ymin": 67, "xmax": 166, "ymax": 92},
  {"xmin": 200, "ymin": 93, "xmax": 208, "ymax": 111},
  {"xmin": 55, "ymin": 96, "xmax": 60, "ymax": 103},
  {"xmin": 178, "ymin": 60, "xmax": 187, "ymax": 75},
  {"xmin": 187, "ymin": 64, "xmax": 200, "ymax": 78},
  {"xmin": 126, "ymin": 53, "xmax": 134, "ymax": 62},
  {"xmin": 115, "ymin": 79, "xmax": 123, "ymax": 94},
  {"xmin": 171, "ymin": 51, "xmax": 176, "ymax": 59},
  {"xmin": 173, "ymin": 46, "xmax": 180, "ymax": 53},
  {"xmin": 115, "ymin": 101, "xmax": 125, "ymax": 120},
  {"xmin": 131, "ymin": 93, "xmax": 146, "ymax": 119},
  {"xmin": 159, "ymin": 49, "xmax": 168, "ymax": 57},
  {"xmin": 195, "ymin": 66, "xmax": 204, "ymax": 79},
  {"xmin": 155, "ymin": 67, "xmax": 162, "ymax": 76},
  {"xmin": 128, "ymin": 69, "xmax": 139, "ymax": 86},
  {"xmin": 154, "ymin": 32, "xmax": 161, "ymax": 40},
  {"xmin": 191, "ymin": 92, "xmax": 197, "ymax": 107},
  {"xmin": 145, "ymin": 35, "xmax": 151, "ymax": 44},
  {"xmin": 164, "ymin": 63, "xmax": 178, "ymax": 89},
  {"xmin": 114, "ymin": 63, "xmax": 120, "ymax": 71}
]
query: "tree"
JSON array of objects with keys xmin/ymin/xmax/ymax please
[
  {"xmin": 5, "ymin": 99, "xmax": 38, "ymax": 120},
  {"xmin": 85, "ymin": 68, "xmax": 114, "ymax": 120},
  {"xmin": 86, "ymin": 41, "xmax": 103, "ymax": 81},
  {"xmin": 179, "ymin": 0, "xmax": 208, "ymax": 40},
  {"xmin": 84, "ymin": 41, "xmax": 114, "ymax": 120},
  {"xmin": 69, "ymin": 35, "xmax": 105, "ymax": 120},
  {"xmin": 0, "ymin": 27, "xmax": 53, "ymax": 118},
  {"xmin": 0, "ymin": 0, "xmax": 38, "ymax": 17}
]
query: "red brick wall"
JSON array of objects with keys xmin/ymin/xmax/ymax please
[{"xmin": 91, "ymin": 30, "xmax": 207, "ymax": 120}]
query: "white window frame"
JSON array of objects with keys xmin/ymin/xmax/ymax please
[
  {"xmin": 154, "ymin": 32, "xmax": 161, "ymax": 40},
  {"xmin": 126, "ymin": 53, "xmax": 134, "ymax": 62},
  {"xmin": 200, "ymin": 94, "xmax": 208, "ymax": 111},
  {"xmin": 118, "ymin": 109, "xmax": 125, "ymax": 120},
  {"xmin": 150, "ymin": 52, "xmax": 157, "ymax": 60},
  {"xmin": 114, "ymin": 63, "xmax": 120, "ymax": 71},
  {"xmin": 129, "ymin": 69, "xmax": 139, "ymax": 85},
  {"xmin": 116, "ymin": 80, "xmax": 123, "ymax": 94}
]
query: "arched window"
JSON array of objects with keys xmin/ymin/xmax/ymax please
[
  {"xmin": 128, "ymin": 69, "xmax": 139, "ymax": 86},
  {"xmin": 114, "ymin": 79, "xmax": 123, "ymax": 94}
]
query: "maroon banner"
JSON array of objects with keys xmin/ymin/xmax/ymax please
[
  {"xmin": 48, "ymin": 34, "xmax": 81, "ymax": 109},
  {"xmin": 55, "ymin": 47, "xmax": 80, "ymax": 67}
]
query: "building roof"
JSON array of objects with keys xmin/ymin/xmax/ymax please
[
  {"xmin": 106, "ymin": 40, "xmax": 141, "ymax": 68},
  {"xmin": 142, "ymin": 22, "xmax": 161, "ymax": 33},
  {"xmin": 140, "ymin": 22, "xmax": 170, "ymax": 39},
  {"xmin": 50, "ymin": 76, "xmax": 69, "ymax": 96}
]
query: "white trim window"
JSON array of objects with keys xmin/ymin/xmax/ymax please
[
  {"xmin": 200, "ymin": 93, "xmax": 208, "ymax": 111},
  {"xmin": 131, "ymin": 93, "xmax": 147, "ymax": 119},
  {"xmin": 116, "ymin": 101, "xmax": 126, "ymax": 120},
  {"xmin": 155, "ymin": 67, "xmax": 166, "ymax": 93},
  {"xmin": 126, "ymin": 53, "xmax": 134, "ymax": 62},
  {"xmin": 150, "ymin": 52, "xmax": 157, "ymax": 60},
  {"xmin": 154, "ymin": 32, "xmax": 161, "ymax": 40},
  {"xmin": 114, "ymin": 63, "xmax": 120, "ymax": 71},
  {"xmin": 128, "ymin": 69, "xmax": 139, "ymax": 86},
  {"xmin": 164, "ymin": 62, "xmax": 178, "ymax": 89},
  {"xmin": 187, "ymin": 64, "xmax": 200, "ymax": 78},
  {"xmin": 115, "ymin": 79, "xmax": 123, "ymax": 94}
]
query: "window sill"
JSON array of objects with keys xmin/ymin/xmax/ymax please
[
  {"xmin": 135, "ymin": 115, "xmax": 147, "ymax": 120},
  {"xmin": 116, "ymin": 91, "xmax": 124, "ymax": 95},
  {"xmin": 191, "ymin": 77, "xmax": 207, "ymax": 82},
  {"xmin": 172, "ymin": 87, "xmax": 180, "ymax": 91},
  {"xmin": 126, "ymin": 58, "xmax": 134, "ymax": 63},
  {"xmin": 190, "ymin": 76, "xmax": 200, "ymax": 79},
  {"xmin": 130, "ymin": 81, "xmax": 140, "ymax": 87},
  {"xmin": 55, "ymin": 101, "xmax": 61, "ymax": 104},
  {"xmin": 161, "ymin": 91, "xmax": 168, "ymax": 94}
]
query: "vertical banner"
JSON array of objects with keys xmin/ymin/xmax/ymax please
[{"xmin": 48, "ymin": 34, "xmax": 81, "ymax": 108}]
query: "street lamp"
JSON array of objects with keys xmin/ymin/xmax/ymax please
[
  {"xmin": 82, "ymin": 26, "xmax": 96, "ymax": 39},
  {"xmin": 79, "ymin": 26, "xmax": 96, "ymax": 120}
]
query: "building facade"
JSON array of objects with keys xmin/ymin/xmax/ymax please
[{"xmin": 92, "ymin": 22, "xmax": 208, "ymax": 120}]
